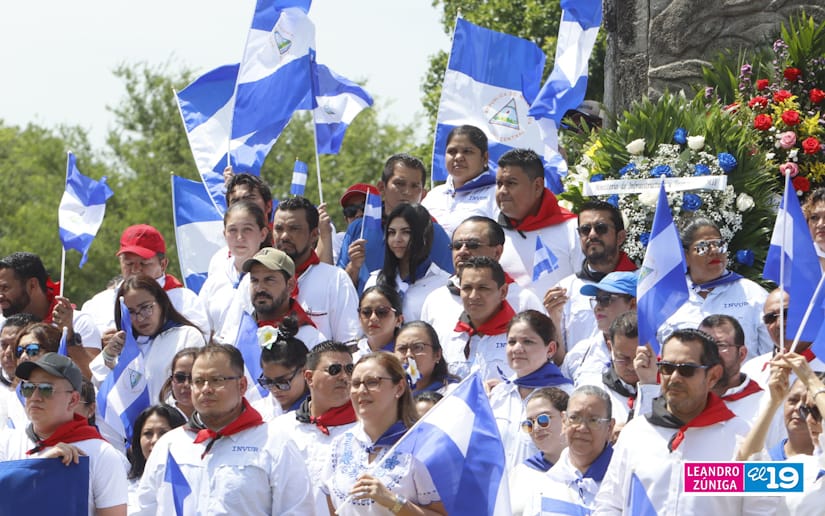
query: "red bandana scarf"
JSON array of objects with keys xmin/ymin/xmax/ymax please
[
  {"xmin": 162, "ymin": 274, "xmax": 184, "ymax": 291},
  {"xmin": 454, "ymin": 301, "xmax": 516, "ymax": 359},
  {"xmin": 648, "ymin": 393, "xmax": 735, "ymax": 452},
  {"xmin": 26, "ymin": 414, "xmax": 104, "ymax": 455},
  {"xmin": 722, "ymin": 378, "xmax": 763, "ymax": 402},
  {"xmin": 296, "ymin": 398, "xmax": 357, "ymax": 436},
  {"xmin": 257, "ymin": 299, "xmax": 317, "ymax": 329},
  {"xmin": 500, "ymin": 189, "xmax": 576, "ymax": 232},
  {"xmin": 291, "ymin": 250, "xmax": 321, "ymax": 298},
  {"xmin": 191, "ymin": 398, "xmax": 264, "ymax": 458}
]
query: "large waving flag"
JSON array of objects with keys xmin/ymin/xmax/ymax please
[
  {"xmin": 528, "ymin": 0, "xmax": 602, "ymax": 193},
  {"xmin": 171, "ymin": 175, "xmax": 224, "ymax": 295},
  {"xmin": 310, "ymin": 61, "xmax": 374, "ymax": 154},
  {"xmin": 164, "ymin": 450, "xmax": 192, "ymax": 516},
  {"xmin": 236, "ymin": 312, "xmax": 269, "ymax": 401},
  {"xmin": 383, "ymin": 373, "xmax": 510, "ymax": 515},
  {"xmin": 58, "ymin": 152, "xmax": 114, "ymax": 267},
  {"xmin": 636, "ymin": 183, "xmax": 689, "ymax": 354},
  {"xmin": 96, "ymin": 298, "xmax": 151, "ymax": 447},
  {"xmin": 764, "ymin": 178, "xmax": 825, "ymax": 342},
  {"xmin": 0, "ymin": 457, "xmax": 90, "ymax": 515},
  {"xmin": 432, "ymin": 18, "xmax": 551, "ymax": 189}
]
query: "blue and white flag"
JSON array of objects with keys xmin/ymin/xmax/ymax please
[
  {"xmin": 310, "ymin": 62, "xmax": 374, "ymax": 154},
  {"xmin": 764, "ymin": 178, "xmax": 825, "ymax": 342},
  {"xmin": 235, "ymin": 312, "xmax": 269, "ymax": 401},
  {"xmin": 533, "ymin": 235, "xmax": 560, "ymax": 281},
  {"xmin": 433, "ymin": 18, "xmax": 555, "ymax": 189},
  {"xmin": 386, "ymin": 373, "xmax": 510, "ymax": 515},
  {"xmin": 359, "ymin": 190, "xmax": 383, "ymax": 240},
  {"xmin": 636, "ymin": 183, "xmax": 689, "ymax": 354},
  {"xmin": 164, "ymin": 450, "xmax": 192, "ymax": 516},
  {"xmin": 96, "ymin": 298, "xmax": 151, "ymax": 446},
  {"xmin": 58, "ymin": 152, "xmax": 113, "ymax": 268},
  {"xmin": 0, "ymin": 457, "xmax": 89, "ymax": 515},
  {"xmin": 290, "ymin": 159, "xmax": 308, "ymax": 195},
  {"xmin": 57, "ymin": 327, "xmax": 69, "ymax": 357},
  {"xmin": 171, "ymin": 175, "xmax": 224, "ymax": 295},
  {"xmin": 628, "ymin": 472, "xmax": 657, "ymax": 516}
]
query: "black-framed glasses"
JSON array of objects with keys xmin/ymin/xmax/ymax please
[
  {"xmin": 20, "ymin": 381, "xmax": 73, "ymax": 399},
  {"xmin": 800, "ymin": 404, "xmax": 823, "ymax": 422},
  {"xmin": 763, "ymin": 309, "xmax": 789, "ymax": 325},
  {"xmin": 343, "ymin": 203, "xmax": 365, "ymax": 218},
  {"xmin": 692, "ymin": 239, "xmax": 728, "ymax": 256},
  {"xmin": 657, "ymin": 361, "xmax": 710, "ymax": 378},
  {"xmin": 323, "ymin": 363, "xmax": 355, "ymax": 377},
  {"xmin": 590, "ymin": 293, "xmax": 629, "ymax": 309},
  {"xmin": 359, "ymin": 306, "xmax": 396, "ymax": 319},
  {"xmin": 258, "ymin": 368, "xmax": 301, "ymax": 391},
  {"xmin": 521, "ymin": 413, "xmax": 553, "ymax": 434},
  {"xmin": 128, "ymin": 301, "xmax": 155, "ymax": 321},
  {"xmin": 170, "ymin": 372, "xmax": 192, "ymax": 385},
  {"xmin": 395, "ymin": 342, "xmax": 432, "ymax": 355},
  {"xmin": 564, "ymin": 413, "xmax": 612, "ymax": 429},
  {"xmin": 449, "ymin": 239, "xmax": 488, "ymax": 251},
  {"xmin": 16, "ymin": 343, "xmax": 41, "ymax": 358},
  {"xmin": 191, "ymin": 375, "xmax": 242, "ymax": 389},
  {"xmin": 577, "ymin": 222, "xmax": 613, "ymax": 237},
  {"xmin": 350, "ymin": 376, "xmax": 393, "ymax": 391}
]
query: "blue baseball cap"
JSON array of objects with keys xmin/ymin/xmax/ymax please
[{"xmin": 580, "ymin": 271, "xmax": 638, "ymax": 297}]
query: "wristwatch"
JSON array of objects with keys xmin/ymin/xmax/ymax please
[{"xmin": 390, "ymin": 494, "xmax": 407, "ymax": 514}]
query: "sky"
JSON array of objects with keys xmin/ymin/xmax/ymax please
[{"xmin": 0, "ymin": 1, "xmax": 451, "ymax": 149}]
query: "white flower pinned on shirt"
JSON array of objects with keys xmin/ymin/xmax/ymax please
[{"xmin": 257, "ymin": 325, "xmax": 279, "ymax": 349}]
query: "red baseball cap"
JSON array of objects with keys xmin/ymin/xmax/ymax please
[
  {"xmin": 340, "ymin": 183, "xmax": 380, "ymax": 208},
  {"xmin": 117, "ymin": 224, "xmax": 166, "ymax": 259}
]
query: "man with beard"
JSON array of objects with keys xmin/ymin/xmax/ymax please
[
  {"xmin": 545, "ymin": 201, "xmax": 637, "ymax": 356},
  {"xmin": 272, "ymin": 197, "xmax": 360, "ymax": 344}
]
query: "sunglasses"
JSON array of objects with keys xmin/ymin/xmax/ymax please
[
  {"xmin": 16, "ymin": 343, "xmax": 41, "ymax": 358},
  {"xmin": 258, "ymin": 368, "xmax": 301, "ymax": 391},
  {"xmin": 359, "ymin": 306, "xmax": 396, "ymax": 319},
  {"xmin": 577, "ymin": 222, "xmax": 613, "ymax": 237},
  {"xmin": 170, "ymin": 373, "xmax": 192, "ymax": 385},
  {"xmin": 800, "ymin": 404, "xmax": 823, "ymax": 422},
  {"xmin": 692, "ymin": 239, "xmax": 728, "ymax": 256},
  {"xmin": 343, "ymin": 203, "xmax": 365, "ymax": 218},
  {"xmin": 323, "ymin": 363, "xmax": 355, "ymax": 377},
  {"xmin": 589, "ymin": 293, "xmax": 629, "ymax": 309},
  {"xmin": 449, "ymin": 239, "xmax": 487, "ymax": 251},
  {"xmin": 657, "ymin": 361, "xmax": 710, "ymax": 378},
  {"xmin": 521, "ymin": 413, "xmax": 553, "ymax": 434},
  {"xmin": 20, "ymin": 381, "xmax": 73, "ymax": 399},
  {"xmin": 763, "ymin": 309, "xmax": 789, "ymax": 325}
]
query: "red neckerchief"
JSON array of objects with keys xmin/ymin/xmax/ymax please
[
  {"xmin": 26, "ymin": 414, "xmax": 104, "ymax": 455},
  {"xmin": 302, "ymin": 400, "xmax": 356, "ymax": 436},
  {"xmin": 669, "ymin": 393, "xmax": 735, "ymax": 451},
  {"xmin": 614, "ymin": 252, "xmax": 638, "ymax": 271},
  {"xmin": 256, "ymin": 299, "xmax": 316, "ymax": 329},
  {"xmin": 291, "ymin": 250, "xmax": 320, "ymax": 298},
  {"xmin": 501, "ymin": 189, "xmax": 576, "ymax": 232},
  {"xmin": 454, "ymin": 301, "xmax": 516, "ymax": 337},
  {"xmin": 162, "ymin": 274, "xmax": 184, "ymax": 291},
  {"xmin": 762, "ymin": 348, "xmax": 817, "ymax": 371},
  {"xmin": 722, "ymin": 378, "xmax": 763, "ymax": 402},
  {"xmin": 503, "ymin": 272, "xmax": 516, "ymax": 285},
  {"xmin": 191, "ymin": 398, "xmax": 264, "ymax": 458}
]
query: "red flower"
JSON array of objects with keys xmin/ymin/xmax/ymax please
[
  {"xmin": 802, "ymin": 137, "xmax": 822, "ymax": 155},
  {"xmin": 781, "ymin": 110, "xmax": 801, "ymax": 126},
  {"xmin": 753, "ymin": 113, "xmax": 773, "ymax": 131},
  {"xmin": 793, "ymin": 175, "xmax": 811, "ymax": 193},
  {"xmin": 774, "ymin": 90, "xmax": 792, "ymax": 103},
  {"xmin": 811, "ymin": 88, "xmax": 825, "ymax": 104},
  {"xmin": 748, "ymin": 96, "xmax": 769, "ymax": 109},
  {"xmin": 756, "ymin": 79, "xmax": 770, "ymax": 91},
  {"xmin": 784, "ymin": 67, "xmax": 802, "ymax": 81}
]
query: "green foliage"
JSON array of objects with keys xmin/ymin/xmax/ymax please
[
  {"xmin": 700, "ymin": 48, "xmax": 774, "ymax": 105},
  {"xmin": 782, "ymin": 13, "xmax": 825, "ymax": 82}
]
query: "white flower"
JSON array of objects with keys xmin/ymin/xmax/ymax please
[
  {"xmin": 638, "ymin": 190, "xmax": 659, "ymax": 207},
  {"xmin": 789, "ymin": 149, "xmax": 799, "ymax": 161},
  {"xmin": 687, "ymin": 135, "xmax": 705, "ymax": 150},
  {"xmin": 736, "ymin": 193, "xmax": 754, "ymax": 212},
  {"xmin": 626, "ymin": 138, "xmax": 646, "ymax": 155},
  {"xmin": 257, "ymin": 325, "xmax": 279, "ymax": 349},
  {"xmin": 766, "ymin": 152, "xmax": 775, "ymax": 161}
]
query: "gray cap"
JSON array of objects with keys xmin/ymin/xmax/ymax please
[
  {"xmin": 16, "ymin": 353, "xmax": 82, "ymax": 392},
  {"xmin": 242, "ymin": 247, "xmax": 295, "ymax": 278}
]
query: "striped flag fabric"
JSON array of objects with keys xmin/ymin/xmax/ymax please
[
  {"xmin": 58, "ymin": 152, "xmax": 114, "ymax": 267},
  {"xmin": 235, "ymin": 312, "xmax": 269, "ymax": 401},
  {"xmin": 310, "ymin": 61, "xmax": 374, "ymax": 154},
  {"xmin": 359, "ymin": 190, "xmax": 383, "ymax": 240},
  {"xmin": 164, "ymin": 450, "xmax": 191, "ymax": 516},
  {"xmin": 636, "ymin": 183, "xmax": 689, "ymax": 354},
  {"xmin": 532, "ymin": 235, "xmax": 560, "ymax": 281},
  {"xmin": 57, "ymin": 327, "xmax": 69, "ymax": 357},
  {"xmin": 290, "ymin": 159, "xmax": 308, "ymax": 195},
  {"xmin": 628, "ymin": 472, "xmax": 657, "ymax": 515},
  {"xmin": 171, "ymin": 175, "xmax": 224, "ymax": 295}
]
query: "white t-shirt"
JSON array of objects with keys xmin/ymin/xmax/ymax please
[
  {"xmin": 421, "ymin": 181, "xmax": 499, "ymax": 238},
  {"xmin": 297, "ymin": 261, "xmax": 361, "ymax": 343}
]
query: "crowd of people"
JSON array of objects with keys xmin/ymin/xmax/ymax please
[{"xmin": 2, "ymin": 124, "xmax": 825, "ymax": 514}]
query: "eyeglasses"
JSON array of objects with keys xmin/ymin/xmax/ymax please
[
  {"xmin": 577, "ymin": 222, "xmax": 613, "ymax": 237},
  {"xmin": 590, "ymin": 293, "xmax": 629, "ymax": 309},
  {"xmin": 449, "ymin": 239, "xmax": 489, "ymax": 251},
  {"xmin": 359, "ymin": 306, "xmax": 396, "ymax": 319},
  {"xmin": 521, "ymin": 413, "xmax": 553, "ymax": 434},
  {"xmin": 657, "ymin": 361, "xmax": 710, "ymax": 378},
  {"xmin": 323, "ymin": 363, "xmax": 355, "ymax": 377},
  {"xmin": 128, "ymin": 302, "xmax": 155, "ymax": 321},
  {"xmin": 16, "ymin": 343, "xmax": 41, "ymax": 358},
  {"xmin": 343, "ymin": 203, "xmax": 365, "ymax": 218},
  {"xmin": 350, "ymin": 376, "xmax": 394, "ymax": 391},
  {"xmin": 170, "ymin": 373, "xmax": 192, "ymax": 385},
  {"xmin": 258, "ymin": 368, "xmax": 301, "ymax": 391},
  {"xmin": 20, "ymin": 381, "xmax": 74, "ymax": 399},
  {"xmin": 191, "ymin": 375, "xmax": 242, "ymax": 389},
  {"xmin": 692, "ymin": 239, "xmax": 728, "ymax": 256},
  {"xmin": 564, "ymin": 413, "xmax": 612, "ymax": 429},
  {"xmin": 395, "ymin": 342, "xmax": 432, "ymax": 355},
  {"xmin": 800, "ymin": 404, "xmax": 823, "ymax": 422},
  {"xmin": 763, "ymin": 309, "xmax": 789, "ymax": 325}
]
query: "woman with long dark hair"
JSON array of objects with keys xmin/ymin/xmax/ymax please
[
  {"xmin": 127, "ymin": 404, "xmax": 186, "ymax": 510},
  {"xmin": 394, "ymin": 321, "xmax": 459, "ymax": 396}
]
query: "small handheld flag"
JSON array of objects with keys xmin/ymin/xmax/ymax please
[
  {"xmin": 290, "ymin": 160, "xmax": 308, "ymax": 196},
  {"xmin": 57, "ymin": 327, "xmax": 69, "ymax": 357},
  {"xmin": 164, "ymin": 450, "xmax": 191, "ymax": 516},
  {"xmin": 532, "ymin": 236, "xmax": 560, "ymax": 281},
  {"xmin": 359, "ymin": 190, "xmax": 383, "ymax": 241}
]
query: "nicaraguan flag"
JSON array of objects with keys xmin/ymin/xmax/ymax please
[
  {"xmin": 235, "ymin": 312, "xmax": 269, "ymax": 401},
  {"xmin": 636, "ymin": 183, "xmax": 689, "ymax": 354},
  {"xmin": 164, "ymin": 450, "xmax": 191, "ymax": 516},
  {"xmin": 290, "ymin": 160, "xmax": 308, "ymax": 195},
  {"xmin": 532, "ymin": 235, "xmax": 560, "ymax": 281},
  {"xmin": 0, "ymin": 457, "xmax": 89, "ymax": 515},
  {"xmin": 764, "ymin": 178, "xmax": 825, "ymax": 342},
  {"xmin": 171, "ymin": 175, "xmax": 224, "ymax": 295},
  {"xmin": 310, "ymin": 61, "xmax": 374, "ymax": 154},
  {"xmin": 432, "ymin": 18, "xmax": 553, "ymax": 189},
  {"xmin": 387, "ymin": 373, "xmax": 510, "ymax": 515},
  {"xmin": 628, "ymin": 472, "xmax": 657, "ymax": 516},
  {"xmin": 360, "ymin": 190, "xmax": 383, "ymax": 240},
  {"xmin": 57, "ymin": 327, "xmax": 69, "ymax": 357},
  {"xmin": 96, "ymin": 298, "xmax": 151, "ymax": 447},
  {"xmin": 58, "ymin": 152, "xmax": 114, "ymax": 268}
]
